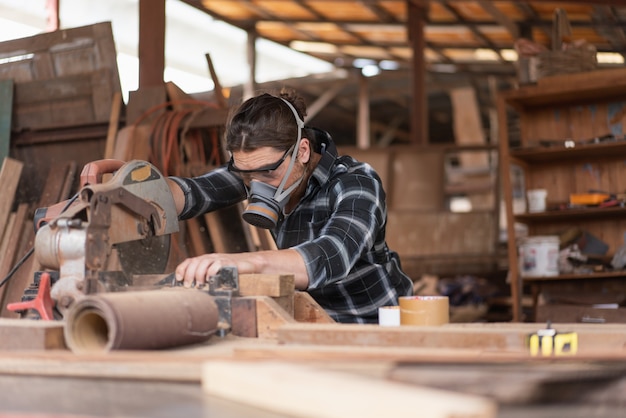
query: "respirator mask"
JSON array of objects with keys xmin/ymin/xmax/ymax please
[{"xmin": 240, "ymin": 99, "xmax": 305, "ymax": 229}]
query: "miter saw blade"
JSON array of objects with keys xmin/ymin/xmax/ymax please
[{"xmin": 117, "ymin": 234, "xmax": 171, "ymax": 275}]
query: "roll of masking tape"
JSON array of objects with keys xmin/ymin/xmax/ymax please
[
  {"xmin": 399, "ymin": 296, "xmax": 449, "ymax": 326},
  {"xmin": 378, "ymin": 305, "xmax": 401, "ymax": 326}
]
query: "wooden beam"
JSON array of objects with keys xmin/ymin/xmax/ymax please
[
  {"xmin": 476, "ymin": 0, "xmax": 519, "ymax": 39},
  {"xmin": 138, "ymin": 0, "xmax": 165, "ymax": 87},
  {"xmin": 205, "ymin": 53, "xmax": 227, "ymax": 109},
  {"xmin": 304, "ymin": 82, "xmax": 344, "ymax": 122}
]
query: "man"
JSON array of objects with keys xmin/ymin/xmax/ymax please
[{"xmin": 167, "ymin": 89, "xmax": 412, "ymax": 323}]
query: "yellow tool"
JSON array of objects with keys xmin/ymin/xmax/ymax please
[
  {"xmin": 569, "ymin": 193, "xmax": 610, "ymax": 206},
  {"xmin": 527, "ymin": 322, "xmax": 578, "ymax": 356}
]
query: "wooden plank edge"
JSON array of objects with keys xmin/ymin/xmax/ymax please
[{"xmin": 201, "ymin": 360, "xmax": 498, "ymax": 418}]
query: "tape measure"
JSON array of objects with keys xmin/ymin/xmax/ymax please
[{"xmin": 526, "ymin": 324, "xmax": 578, "ymax": 356}]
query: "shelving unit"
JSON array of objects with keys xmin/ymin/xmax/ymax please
[{"xmin": 498, "ymin": 67, "xmax": 626, "ymax": 322}]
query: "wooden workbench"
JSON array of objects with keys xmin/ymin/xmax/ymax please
[{"xmin": 1, "ymin": 320, "xmax": 625, "ymax": 418}]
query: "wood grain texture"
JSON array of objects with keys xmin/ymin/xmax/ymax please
[{"xmin": 202, "ymin": 360, "xmax": 498, "ymax": 418}]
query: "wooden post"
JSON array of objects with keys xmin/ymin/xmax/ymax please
[
  {"xmin": 244, "ymin": 29, "xmax": 257, "ymax": 101},
  {"xmin": 407, "ymin": 0, "xmax": 429, "ymax": 145},
  {"xmin": 45, "ymin": 0, "xmax": 60, "ymax": 32},
  {"xmin": 138, "ymin": 0, "xmax": 166, "ymax": 88},
  {"xmin": 357, "ymin": 72, "xmax": 370, "ymax": 149}
]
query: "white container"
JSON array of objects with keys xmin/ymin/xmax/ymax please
[
  {"xmin": 519, "ymin": 236, "xmax": 560, "ymax": 277},
  {"xmin": 527, "ymin": 188, "xmax": 548, "ymax": 212},
  {"xmin": 378, "ymin": 306, "xmax": 400, "ymax": 326}
]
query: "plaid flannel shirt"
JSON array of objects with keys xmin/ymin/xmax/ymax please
[{"xmin": 169, "ymin": 141, "xmax": 413, "ymax": 323}]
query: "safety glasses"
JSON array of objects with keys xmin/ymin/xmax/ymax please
[{"xmin": 227, "ymin": 144, "xmax": 295, "ymax": 174}]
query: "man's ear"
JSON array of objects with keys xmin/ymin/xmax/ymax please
[{"xmin": 298, "ymin": 138, "xmax": 312, "ymax": 164}]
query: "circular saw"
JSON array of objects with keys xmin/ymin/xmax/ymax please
[{"xmin": 33, "ymin": 159, "xmax": 180, "ymax": 313}]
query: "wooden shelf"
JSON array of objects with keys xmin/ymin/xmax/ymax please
[
  {"xmin": 502, "ymin": 67, "xmax": 626, "ymax": 109},
  {"xmin": 511, "ymin": 140, "xmax": 626, "ymax": 164},
  {"xmin": 498, "ymin": 68, "xmax": 626, "ymax": 322},
  {"xmin": 522, "ymin": 271, "xmax": 626, "ymax": 282},
  {"xmin": 514, "ymin": 206, "xmax": 626, "ymax": 222}
]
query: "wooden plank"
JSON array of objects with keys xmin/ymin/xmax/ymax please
[
  {"xmin": 276, "ymin": 323, "xmax": 626, "ymax": 353},
  {"xmin": 0, "ymin": 158, "xmax": 23, "ymax": 242},
  {"xmin": 450, "ymin": 87, "xmax": 488, "ymax": 167},
  {"xmin": 0, "ymin": 212, "xmax": 16, "ymax": 306},
  {"xmin": 388, "ymin": 362, "xmax": 626, "ymax": 405},
  {"xmin": 255, "ymin": 296, "xmax": 297, "ymax": 339},
  {"xmin": 386, "ymin": 210, "xmax": 495, "ymax": 257},
  {"xmin": 0, "ymin": 318, "xmax": 65, "ymax": 350},
  {"xmin": 389, "ymin": 148, "xmax": 444, "ymax": 211},
  {"xmin": 0, "ymin": 351, "xmax": 204, "ymax": 382},
  {"xmin": 0, "ymin": 22, "xmax": 121, "ymax": 131},
  {"xmin": 1, "ymin": 162, "xmax": 74, "ymax": 318},
  {"xmin": 201, "ymin": 360, "xmax": 498, "ymax": 418},
  {"xmin": 204, "ymin": 53, "xmax": 227, "ymax": 109},
  {"xmin": 1, "ymin": 219, "xmax": 42, "ymax": 317},
  {"xmin": 0, "ymin": 204, "xmax": 29, "ymax": 307},
  {"xmin": 238, "ymin": 273, "xmax": 294, "ymax": 297},
  {"xmin": 184, "ymin": 217, "xmax": 211, "ymax": 257},
  {"xmin": 0, "ymin": 79, "xmax": 13, "ymax": 163},
  {"xmin": 293, "ymin": 291, "xmax": 335, "ymax": 323},
  {"xmin": 104, "ymin": 91, "xmax": 123, "ymax": 159},
  {"xmin": 232, "ymin": 343, "xmax": 626, "ymax": 364},
  {"xmin": 12, "ymin": 69, "xmax": 114, "ymax": 131}
]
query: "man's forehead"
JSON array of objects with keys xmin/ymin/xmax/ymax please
[{"xmin": 232, "ymin": 147, "xmax": 284, "ymax": 168}]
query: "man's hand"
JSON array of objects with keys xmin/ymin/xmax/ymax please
[{"xmin": 174, "ymin": 253, "xmax": 256, "ymax": 288}]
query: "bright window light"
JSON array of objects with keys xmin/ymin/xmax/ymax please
[
  {"xmin": 379, "ymin": 60, "xmax": 399, "ymax": 70},
  {"xmin": 450, "ymin": 197, "xmax": 472, "ymax": 213},
  {"xmin": 597, "ymin": 52, "xmax": 624, "ymax": 64},
  {"xmin": 353, "ymin": 58, "xmax": 377, "ymax": 68},
  {"xmin": 361, "ymin": 64, "xmax": 380, "ymax": 77}
]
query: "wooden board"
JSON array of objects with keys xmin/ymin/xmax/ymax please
[
  {"xmin": 255, "ymin": 296, "xmax": 297, "ymax": 339},
  {"xmin": 0, "ymin": 318, "xmax": 65, "ymax": 350},
  {"xmin": 201, "ymin": 360, "xmax": 498, "ymax": 418},
  {"xmin": 0, "ymin": 158, "xmax": 23, "ymax": 241},
  {"xmin": 276, "ymin": 323, "xmax": 626, "ymax": 354},
  {"xmin": 238, "ymin": 274, "xmax": 294, "ymax": 297},
  {"xmin": 386, "ymin": 210, "xmax": 495, "ymax": 257},
  {"xmin": 388, "ymin": 362, "xmax": 626, "ymax": 405},
  {"xmin": 1, "ymin": 162, "xmax": 76, "ymax": 318},
  {"xmin": 0, "ymin": 204, "xmax": 29, "ymax": 308},
  {"xmin": 389, "ymin": 148, "xmax": 445, "ymax": 211},
  {"xmin": 0, "ymin": 22, "xmax": 121, "ymax": 131},
  {"xmin": 338, "ymin": 146, "xmax": 445, "ymax": 211},
  {"xmin": 293, "ymin": 291, "xmax": 335, "ymax": 323}
]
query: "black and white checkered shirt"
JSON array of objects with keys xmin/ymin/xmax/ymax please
[{"xmin": 169, "ymin": 141, "xmax": 413, "ymax": 323}]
